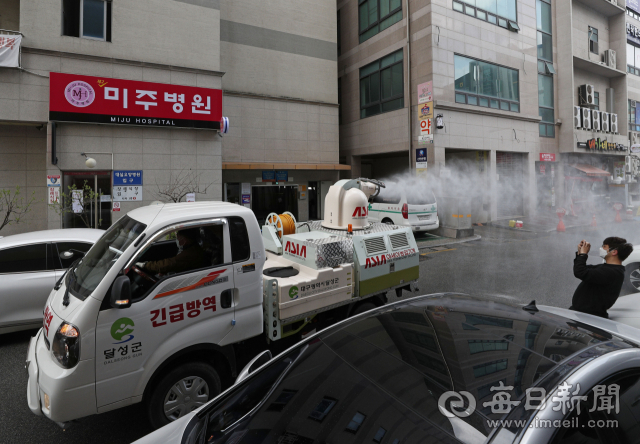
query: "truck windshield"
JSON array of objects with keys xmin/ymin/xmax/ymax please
[{"xmin": 68, "ymin": 216, "xmax": 146, "ymax": 300}]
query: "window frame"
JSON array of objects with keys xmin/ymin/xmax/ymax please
[
  {"xmin": 346, "ymin": 411, "xmax": 366, "ymax": 433},
  {"xmin": 628, "ymin": 42, "xmax": 640, "ymax": 77},
  {"xmin": 589, "ymin": 26, "xmax": 599, "ymax": 54},
  {"xmin": 454, "ymin": 54, "xmax": 520, "ymax": 113},
  {"xmin": 358, "ymin": 0, "xmax": 403, "ymax": 43},
  {"xmin": 123, "ymin": 218, "xmax": 231, "ymax": 304},
  {"xmin": 63, "ymin": 0, "xmax": 111, "ymax": 42},
  {"xmin": 228, "ymin": 216, "xmax": 251, "ymax": 263},
  {"xmin": 451, "ymin": 0, "xmax": 518, "ymax": 31},
  {"xmin": 537, "ymin": 0, "xmax": 554, "ymax": 138},
  {"xmin": 80, "ymin": 0, "xmax": 108, "ymax": 41},
  {"xmin": 360, "ymin": 49, "xmax": 404, "ymax": 119},
  {"xmin": 629, "ymin": 99, "xmax": 640, "ymax": 132}
]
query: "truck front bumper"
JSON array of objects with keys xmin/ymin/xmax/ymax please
[{"xmin": 26, "ymin": 328, "xmax": 97, "ymax": 423}]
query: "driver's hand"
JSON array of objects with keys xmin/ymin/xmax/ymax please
[{"xmin": 136, "ymin": 262, "xmax": 146, "ymax": 268}]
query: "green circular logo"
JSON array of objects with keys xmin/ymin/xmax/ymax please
[
  {"xmin": 289, "ymin": 286, "xmax": 299, "ymax": 300},
  {"xmin": 111, "ymin": 317, "xmax": 135, "ymax": 342}
]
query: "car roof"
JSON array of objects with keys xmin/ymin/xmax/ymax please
[
  {"xmin": 126, "ymin": 201, "xmax": 253, "ymax": 229},
  {"xmin": 0, "ymin": 228, "xmax": 103, "ymax": 249},
  {"xmin": 193, "ymin": 293, "xmax": 633, "ymax": 444}
]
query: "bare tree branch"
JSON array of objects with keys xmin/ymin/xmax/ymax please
[
  {"xmin": 154, "ymin": 168, "xmax": 212, "ymax": 203},
  {"xmin": 0, "ymin": 186, "xmax": 39, "ymax": 232}
]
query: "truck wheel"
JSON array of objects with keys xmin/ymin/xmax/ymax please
[
  {"xmin": 624, "ymin": 263, "xmax": 640, "ymax": 293},
  {"xmin": 351, "ymin": 301, "xmax": 377, "ymax": 317},
  {"xmin": 147, "ymin": 361, "xmax": 221, "ymax": 429}
]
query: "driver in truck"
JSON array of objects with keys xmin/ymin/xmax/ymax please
[{"xmin": 138, "ymin": 228, "xmax": 207, "ymax": 275}]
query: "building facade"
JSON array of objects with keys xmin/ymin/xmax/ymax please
[
  {"xmin": 0, "ymin": 0, "xmax": 340, "ymax": 236},
  {"xmin": 338, "ymin": 0, "xmax": 636, "ymax": 223}
]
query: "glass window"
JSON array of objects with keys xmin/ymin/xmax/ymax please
[
  {"xmin": 538, "ymin": 75, "xmax": 554, "ymax": 108},
  {"xmin": 359, "ymin": 0, "xmax": 402, "ymax": 43},
  {"xmin": 635, "ymin": 47, "xmax": 640, "ymax": 71},
  {"xmin": 0, "ymin": 244, "xmax": 47, "ymax": 273},
  {"xmin": 346, "ymin": 412, "xmax": 366, "ymax": 432},
  {"xmin": 374, "ymin": 427, "xmax": 387, "ymax": 442},
  {"xmin": 473, "ymin": 359, "xmax": 508, "ymax": 377},
  {"xmin": 69, "ymin": 216, "xmax": 146, "ymax": 300},
  {"xmin": 454, "ymin": 55, "xmax": 519, "ymax": 110},
  {"xmin": 589, "ymin": 27, "xmax": 598, "ymax": 54},
  {"xmin": 537, "ymin": 32, "xmax": 552, "ymax": 61},
  {"xmin": 309, "ymin": 398, "xmax": 336, "ymax": 421},
  {"xmin": 628, "ymin": 43, "xmax": 635, "ymax": 68},
  {"xmin": 469, "ymin": 339, "xmax": 509, "ymax": 354},
  {"xmin": 360, "ymin": 49, "xmax": 404, "ymax": 118},
  {"xmin": 453, "ymin": 1, "xmax": 464, "ymax": 12},
  {"xmin": 594, "ymin": 91, "xmax": 600, "ymax": 111},
  {"xmin": 55, "ymin": 242, "xmax": 93, "ymax": 269},
  {"xmin": 228, "ymin": 217, "xmax": 250, "ymax": 263},
  {"xmin": 536, "ymin": 0, "xmax": 551, "ymax": 33},
  {"xmin": 456, "ymin": 0, "xmax": 516, "ymax": 21},
  {"xmin": 83, "ymin": 0, "xmax": 105, "ymax": 39},
  {"xmin": 63, "ymin": 0, "xmax": 111, "ymax": 41}
]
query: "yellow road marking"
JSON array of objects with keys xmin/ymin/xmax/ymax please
[{"xmin": 420, "ymin": 248, "xmax": 457, "ymax": 255}]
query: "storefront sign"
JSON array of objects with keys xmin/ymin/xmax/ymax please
[
  {"xmin": 276, "ymin": 170, "xmax": 288, "ymax": 182},
  {"xmin": 416, "ymin": 148, "xmax": 428, "ymax": 175},
  {"xmin": 419, "ymin": 119, "xmax": 433, "ymax": 143},
  {"xmin": 262, "ymin": 171, "xmax": 275, "ymax": 182},
  {"xmin": 539, "ymin": 153, "xmax": 556, "ymax": 162},
  {"xmin": 417, "ymin": 81, "xmax": 433, "ymax": 105},
  {"xmin": 49, "ymin": 72, "xmax": 223, "ymax": 130},
  {"xmin": 242, "ymin": 194, "xmax": 251, "ymax": 204},
  {"xmin": 186, "ymin": 193, "xmax": 196, "ymax": 202},
  {"xmin": 629, "ymin": 0, "xmax": 640, "ymax": 15},
  {"xmin": 628, "ymin": 22, "xmax": 640, "ymax": 45},
  {"xmin": 580, "ymin": 138, "xmax": 627, "ymax": 151},
  {"xmin": 113, "ymin": 185, "xmax": 143, "ymax": 202},
  {"xmin": 0, "ymin": 34, "xmax": 21, "ymax": 68},
  {"xmin": 114, "ymin": 170, "xmax": 143, "ymax": 185}
]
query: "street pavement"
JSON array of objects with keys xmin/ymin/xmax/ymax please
[{"xmin": 1, "ymin": 220, "xmax": 639, "ymax": 443}]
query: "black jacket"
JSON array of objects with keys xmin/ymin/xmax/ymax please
[{"xmin": 570, "ymin": 253, "xmax": 625, "ymax": 318}]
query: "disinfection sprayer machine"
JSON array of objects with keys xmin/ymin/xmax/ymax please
[{"xmin": 261, "ymin": 178, "xmax": 420, "ymax": 340}]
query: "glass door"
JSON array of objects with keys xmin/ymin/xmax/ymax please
[{"xmin": 62, "ymin": 171, "xmax": 112, "ymax": 230}]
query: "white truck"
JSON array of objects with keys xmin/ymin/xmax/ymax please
[{"xmin": 26, "ymin": 178, "xmax": 420, "ymax": 429}]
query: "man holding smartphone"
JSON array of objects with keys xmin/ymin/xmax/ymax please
[{"xmin": 570, "ymin": 237, "xmax": 633, "ymax": 318}]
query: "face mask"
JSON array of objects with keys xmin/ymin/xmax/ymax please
[{"xmin": 599, "ymin": 247, "xmax": 608, "ymax": 259}]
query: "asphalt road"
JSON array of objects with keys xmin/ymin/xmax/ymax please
[{"xmin": 1, "ymin": 221, "xmax": 638, "ymax": 443}]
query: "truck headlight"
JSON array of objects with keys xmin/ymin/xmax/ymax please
[{"xmin": 52, "ymin": 323, "xmax": 80, "ymax": 368}]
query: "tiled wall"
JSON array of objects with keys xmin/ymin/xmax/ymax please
[{"xmin": 221, "ymin": 96, "xmax": 339, "ymax": 164}]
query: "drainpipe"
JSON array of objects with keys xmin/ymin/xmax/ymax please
[{"xmin": 405, "ymin": 0, "xmax": 412, "ymax": 174}]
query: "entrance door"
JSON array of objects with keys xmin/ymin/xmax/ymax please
[
  {"xmin": 251, "ymin": 185, "xmax": 298, "ymax": 226},
  {"xmin": 496, "ymin": 152, "xmax": 524, "ymax": 218},
  {"xmin": 63, "ymin": 172, "xmax": 112, "ymax": 229}
]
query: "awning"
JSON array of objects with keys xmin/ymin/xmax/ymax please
[{"xmin": 568, "ymin": 164, "xmax": 610, "ymax": 177}]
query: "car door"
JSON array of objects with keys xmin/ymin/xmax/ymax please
[
  {"xmin": 94, "ymin": 220, "xmax": 236, "ymax": 409},
  {"xmin": 0, "ymin": 243, "xmax": 56, "ymax": 330}
]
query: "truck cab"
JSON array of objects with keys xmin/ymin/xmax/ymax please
[{"xmin": 26, "ymin": 202, "xmax": 265, "ymax": 429}]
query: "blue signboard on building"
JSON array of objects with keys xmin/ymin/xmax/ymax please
[
  {"xmin": 416, "ymin": 148, "xmax": 427, "ymax": 163},
  {"xmin": 262, "ymin": 171, "xmax": 276, "ymax": 182},
  {"xmin": 629, "ymin": 0, "xmax": 640, "ymax": 15},
  {"xmin": 275, "ymin": 170, "xmax": 288, "ymax": 182},
  {"xmin": 114, "ymin": 170, "xmax": 143, "ymax": 185}
]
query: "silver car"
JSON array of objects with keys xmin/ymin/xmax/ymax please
[
  {"xmin": 135, "ymin": 293, "xmax": 640, "ymax": 444},
  {"xmin": 0, "ymin": 229, "xmax": 103, "ymax": 334}
]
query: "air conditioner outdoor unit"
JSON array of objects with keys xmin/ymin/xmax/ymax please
[
  {"xmin": 582, "ymin": 107, "xmax": 592, "ymax": 130},
  {"xmin": 630, "ymin": 132, "xmax": 639, "ymax": 145},
  {"xmin": 601, "ymin": 111, "xmax": 610, "ymax": 132},
  {"xmin": 574, "ymin": 106, "xmax": 582, "ymax": 128},
  {"xmin": 592, "ymin": 110, "xmax": 601, "ymax": 131},
  {"xmin": 610, "ymin": 113, "xmax": 618, "ymax": 133},
  {"xmin": 604, "ymin": 49, "xmax": 617, "ymax": 69},
  {"xmin": 579, "ymin": 85, "xmax": 595, "ymax": 106}
]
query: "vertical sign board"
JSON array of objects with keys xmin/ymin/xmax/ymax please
[
  {"xmin": 418, "ymin": 102, "xmax": 434, "ymax": 144},
  {"xmin": 47, "ymin": 175, "xmax": 61, "ymax": 205},
  {"xmin": 416, "ymin": 148, "xmax": 428, "ymax": 176},
  {"xmin": 241, "ymin": 183, "xmax": 251, "ymax": 208},
  {"xmin": 417, "ymin": 81, "xmax": 433, "ymax": 105},
  {"xmin": 113, "ymin": 171, "xmax": 143, "ymax": 202}
]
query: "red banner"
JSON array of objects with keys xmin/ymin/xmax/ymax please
[
  {"xmin": 539, "ymin": 153, "xmax": 556, "ymax": 162},
  {"xmin": 49, "ymin": 72, "xmax": 222, "ymax": 130}
]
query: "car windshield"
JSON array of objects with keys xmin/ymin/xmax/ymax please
[{"xmin": 68, "ymin": 216, "xmax": 146, "ymax": 300}]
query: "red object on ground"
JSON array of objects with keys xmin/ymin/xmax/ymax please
[
  {"xmin": 591, "ymin": 214, "xmax": 597, "ymax": 227},
  {"xmin": 613, "ymin": 203, "xmax": 623, "ymax": 223},
  {"xmin": 556, "ymin": 208, "xmax": 566, "ymax": 232}
]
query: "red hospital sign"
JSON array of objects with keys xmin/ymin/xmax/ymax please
[
  {"xmin": 539, "ymin": 153, "xmax": 556, "ymax": 162},
  {"xmin": 49, "ymin": 72, "xmax": 223, "ymax": 130}
]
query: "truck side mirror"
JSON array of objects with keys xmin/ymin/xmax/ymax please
[{"xmin": 110, "ymin": 275, "xmax": 132, "ymax": 309}]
